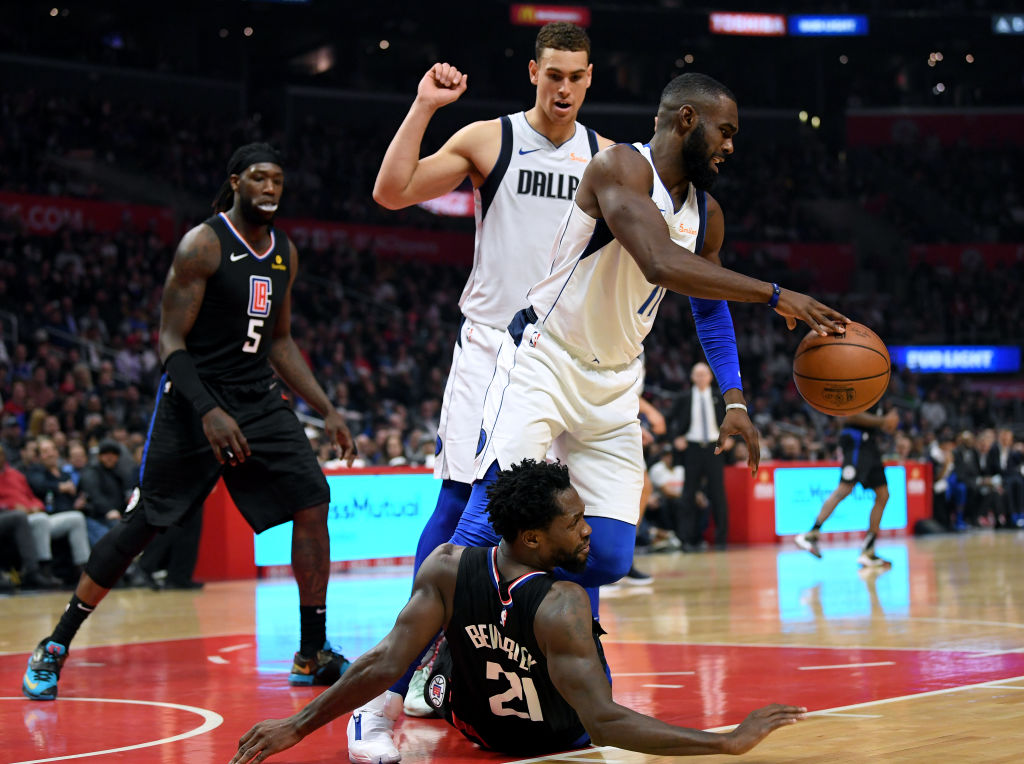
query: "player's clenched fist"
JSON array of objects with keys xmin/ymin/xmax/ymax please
[{"xmin": 417, "ymin": 62, "xmax": 468, "ymax": 107}]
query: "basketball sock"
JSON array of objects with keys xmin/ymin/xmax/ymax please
[
  {"xmin": 862, "ymin": 531, "xmax": 877, "ymax": 552},
  {"xmin": 414, "ymin": 480, "xmax": 472, "ymax": 575},
  {"xmin": 811, "ymin": 521, "xmax": 823, "ymax": 533},
  {"xmin": 50, "ymin": 594, "xmax": 96, "ymax": 647},
  {"xmin": 299, "ymin": 605, "xmax": 327, "ymax": 657}
]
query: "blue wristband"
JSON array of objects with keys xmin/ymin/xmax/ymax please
[{"xmin": 768, "ymin": 282, "xmax": 781, "ymax": 309}]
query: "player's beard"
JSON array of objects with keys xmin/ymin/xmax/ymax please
[
  {"xmin": 556, "ymin": 545, "xmax": 589, "ymax": 574},
  {"xmin": 682, "ymin": 122, "xmax": 718, "ymax": 191},
  {"xmin": 239, "ymin": 195, "xmax": 276, "ymax": 227}
]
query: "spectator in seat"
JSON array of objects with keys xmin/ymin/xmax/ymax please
[
  {"xmin": 0, "ymin": 447, "xmax": 63, "ymax": 588},
  {"xmin": 77, "ymin": 440, "xmax": 131, "ymax": 545}
]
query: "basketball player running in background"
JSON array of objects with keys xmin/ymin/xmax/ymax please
[
  {"xmin": 372, "ymin": 21, "xmax": 613, "ymax": 712},
  {"xmin": 795, "ymin": 403, "xmax": 900, "ymax": 567},
  {"xmin": 22, "ymin": 143, "xmax": 356, "ymax": 702},
  {"xmin": 230, "ymin": 460, "xmax": 806, "ymax": 764},
  {"xmin": 449, "ymin": 73, "xmax": 849, "ymax": 626}
]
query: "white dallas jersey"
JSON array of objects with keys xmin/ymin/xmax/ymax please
[
  {"xmin": 529, "ymin": 143, "xmax": 707, "ymax": 367},
  {"xmin": 459, "ymin": 112, "xmax": 599, "ymax": 329}
]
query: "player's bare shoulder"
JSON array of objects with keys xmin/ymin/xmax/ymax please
[
  {"xmin": 168, "ymin": 222, "xmax": 221, "ymax": 282},
  {"xmin": 534, "ymin": 581, "xmax": 593, "ymax": 644},
  {"xmin": 576, "ymin": 143, "xmax": 653, "ymax": 217},
  {"xmin": 449, "ymin": 118, "xmax": 503, "ymax": 186}
]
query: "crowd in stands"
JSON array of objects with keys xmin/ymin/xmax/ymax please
[{"xmin": 4, "ymin": 89, "xmax": 1024, "ymax": 245}]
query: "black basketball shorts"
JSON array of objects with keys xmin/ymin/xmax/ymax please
[
  {"xmin": 839, "ymin": 433, "xmax": 887, "ymax": 490},
  {"xmin": 136, "ymin": 375, "xmax": 330, "ymax": 532}
]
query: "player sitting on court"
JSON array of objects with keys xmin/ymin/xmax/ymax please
[{"xmin": 230, "ymin": 459, "xmax": 805, "ymax": 764}]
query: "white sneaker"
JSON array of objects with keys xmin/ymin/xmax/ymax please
[
  {"xmin": 348, "ymin": 691, "xmax": 402, "ymax": 764},
  {"xmin": 857, "ymin": 549, "xmax": 892, "ymax": 568},
  {"xmin": 794, "ymin": 532, "xmax": 822, "ymax": 559},
  {"xmin": 403, "ymin": 666, "xmax": 435, "ymax": 717}
]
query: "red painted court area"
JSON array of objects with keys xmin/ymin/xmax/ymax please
[{"xmin": 4, "ymin": 636, "xmax": 1024, "ymax": 763}]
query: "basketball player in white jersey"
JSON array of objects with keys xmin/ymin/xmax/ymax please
[
  {"xmin": 450, "ymin": 73, "xmax": 850, "ymax": 620},
  {"xmin": 371, "ymin": 22, "xmax": 613, "ymax": 720}
]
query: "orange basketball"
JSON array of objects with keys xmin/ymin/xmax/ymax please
[{"xmin": 792, "ymin": 322, "xmax": 891, "ymax": 416}]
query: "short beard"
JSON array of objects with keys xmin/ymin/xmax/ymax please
[
  {"xmin": 682, "ymin": 122, "xmax": 717, "ymax": 191},
  {"xmin": 239, "ymin": 196, "xmax": 274, "ymax": 226},
  {"xmin": 556, "ymin": 549, "xmax": 589, "ymax": 574}
]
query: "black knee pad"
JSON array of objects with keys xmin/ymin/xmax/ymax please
[{"xmin": 85, "ymin": 504, "xmax": 159, "ymax": 588}]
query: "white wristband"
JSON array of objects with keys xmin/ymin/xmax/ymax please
[{"xmin": 725, "ymin": 403, "xmax": 748, "ymax": 412}]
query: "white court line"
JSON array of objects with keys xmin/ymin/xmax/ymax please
[
  {"xmin": 614, "ymin": 671, "xmax": 695, "ymax": 677},
  {"xmin": 817, "ymin": 712, "xmax": 883, "ymax": 718},
  {"xmin": 967, "ymin": 648, "xmax": 1024, "ymax": 658},
  {"xmin": 498, "ymin": 674, "xmax": 1024, "ymax": 763},
  {"xmin": 0, "ymin": 632, "xmax": 254, "ymax": 658},
  {"xmin": 977, "ymin": 683, "xmax": 1024, "ymax": 690},
  {"xmin": 0, "ymin": 696, "xmax": 222, "ymax": 763},
  {"xmin": 218, "ymin": 643, "xmax": 251, "ymax": 653},
  {"xmin": 642, "ymin": 684, "xmax": 684, "ymax": 689},
  {"xmin": 207, "ymin": 655, "xmax": 229, "ymax": 664},
  {"xmin": 798, "ymin": 661, "xmax": 895, "ymax": 671},
  {"xmin": 604, "ymin": 638, "xmax": 1020, "ymax": 654}
]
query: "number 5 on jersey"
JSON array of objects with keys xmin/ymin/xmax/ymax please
[{"xmin": 243, "ymin": 275, "xmax": 273, "ymax": 353}]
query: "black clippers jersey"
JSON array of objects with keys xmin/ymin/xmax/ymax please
[
  {"xmin": 188, "ymin": 213, "xmax": 292, "ymax": 384},
  {"xmin": 445, "ymin": 546, "xmax": 588, "ymax": 754}
]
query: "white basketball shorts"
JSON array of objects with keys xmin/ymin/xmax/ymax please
[
  {"xmin": 474, "ymin": 317, "xmax": 645, "ymax": 525},
  {"xmin": 434, "ymin": 316, "xmax": 505, "ymax": 483}
]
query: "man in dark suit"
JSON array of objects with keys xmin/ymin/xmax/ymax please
[
  {"xmin": 668, "ymin": 362, "xmax": 732, "ymax": 549},
  {"xmin": 985, "ymin": 428, "xmax": 1024, "ymax": 528}
]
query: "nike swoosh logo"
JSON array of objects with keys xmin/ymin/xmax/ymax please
[
  {"xmin": 518, "ymin": 148, "xmax": 541, "ymax": 155},
  {"xmin": 229, "ymin": 252, "xmax": 248, "ymax": 262},
  {"xmin": 316, "ymin": 607, "xmax": 327, "ymax": 614},
  {"xmin": 24, "ymin": 679, "xmax": 40, "ymax": 690}
]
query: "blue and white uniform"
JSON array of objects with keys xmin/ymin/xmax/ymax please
[
  {"xmin": 472, "ymin": 143, "xmax": 707, "ymax": 525},
  {"xmin": 434, "ymin": 112, "xmax": 599, "ymax": 482}
]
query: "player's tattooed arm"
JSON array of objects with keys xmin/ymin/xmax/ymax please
[{"xmin": 158, "ymin": 225, "xmax": 221, "ymax": 362}]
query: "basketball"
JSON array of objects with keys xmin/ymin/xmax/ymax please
[{"xmin": 792, "ymin": 322, "xmax": 891, "ymax": 416}]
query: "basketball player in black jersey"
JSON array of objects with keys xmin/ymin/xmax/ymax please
[
  {"xmin": 22, "ymin": 143, "xmax": 356, "ymax": 702},
  {"xmin": 795, "ymin": 403, "xmax": 900, "ymax": 567},
  {"xmin": 231, "ymin": 460, "xmax": 805, "ymax": 764}
]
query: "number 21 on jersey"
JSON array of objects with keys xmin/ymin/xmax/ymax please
[
  {"xmin": 486, "ymin": 661, "xmax": 543, "ymax": 721},
  {"xmin": 243, "ymin": 275, "xmax": 272, "ymax": 353}
]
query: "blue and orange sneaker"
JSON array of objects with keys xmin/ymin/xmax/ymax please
[
  {"xmin": 22, "ymin": 640, "xmax": 68, "ymax": 701},
  {"xmin": 289, "ymin": 641, "xmax": 350, "ymax": 686}
]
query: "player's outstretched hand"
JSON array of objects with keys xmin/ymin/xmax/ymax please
[
  {"xmin": 324, "ymin": 409, "xmax": 357, "ymax": 466},
  {"xmin": 417, "ymin": 62, "xmax": 468, "ymax": 109},
  {"xmin": 717, "ymin": 409, "xmax": 760, "ymax": 476},
  {"xmin": 201, "ymin": 408, "xmax": 250, "ymax": 466},
  {"xmin": 773, "ymin": 288, "xmax": 849, "ymax": 336},
  {"xmin": 229, "ymin": 717, "xmax": 303, "ymax": 764},
  {"xmin": 725, "ymin": 704, "xmax": 807, "ymax": 755}
]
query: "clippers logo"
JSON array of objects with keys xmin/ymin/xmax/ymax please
[
  {"xmin": 528, "ymin": 330, "xmax": 541, "ymax": 348},
  {"xmin": 842, "ymin": 464, "xmax": 857, "ymax": 482},
  {"xmin": 428, "ymin": 674, "xmax": 447, "ymax": 708},
  {"xmin": 248, "ymin": 276, "xmax": 272, "ymax": 317}
]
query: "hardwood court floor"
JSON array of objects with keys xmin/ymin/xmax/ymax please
[{"xmin": 3, "ymin": 531, "xmax": 1024, "ymax": 763}]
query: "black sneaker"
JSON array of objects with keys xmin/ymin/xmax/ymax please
[
  {"xmin": 289, "ymin": 641, "xmax": 350, "ymax": 686},
  {"xmin": 22, "ymin": 639, "xmax": 68, "ymax": 701},
  {"xmin": 622, "ymin": 566, "xmax": 654, "ymax": 586}
]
